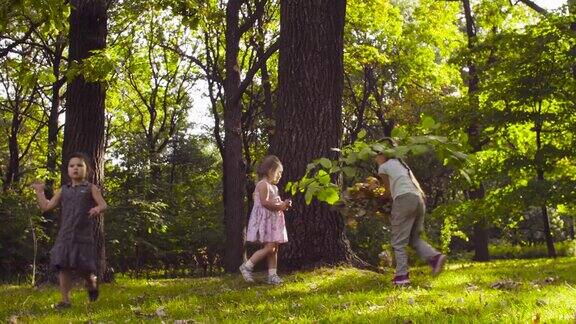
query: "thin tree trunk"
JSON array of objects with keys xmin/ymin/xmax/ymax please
[
  {"xmin": 462, "ymin": 0, "xmax": 490, "ymax": 261},
  {"xmin": 257, "ymin": 21, "xmax": 274, "ymax": 127},
  {"xmin": 222, "ymin": 0, "xmax": 247, "ymax": 273},
  {"xmin": 271, "ymin": 0, "xmax": 367, "ymax": 270},
  {"xmin": 46, "ymin": 35, "xmax": 66, "ymax": 196},
  {"xmin": 3, "ymin": 109, "xmax": 21, "ymax": 192},
  {"xmin": 534, "ymin": 106, "xmax": 556, "ymax": 257},
  {"xmin": 570, "ymin": 0, "xmax": 576, "ymax": 78},
  {"xmin": 62, "ymin": 0, "xmax": 109, "ymax": 280}
]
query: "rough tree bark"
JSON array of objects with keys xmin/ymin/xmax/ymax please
[
  {"xmin": 62, "ymin": 0, "xmax": 109, "ymax": 280},
  {"xmin": 222, "ymin": 0, "xmax": 276, "ymax": 273},
  {"xmin": 222, "ymin": 0, "xmax": 248, "ymax": 273},
  {"xmin": 270, "ymin": 0, "xmax": 366, "ymax": 270}
]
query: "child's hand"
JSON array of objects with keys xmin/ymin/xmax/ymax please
[
  {"xmin": 30, "ymin": 182, "xmax": 45, "ymax": 192},
  {"xmin": 88, "ymin": 207, "xmax": 102, "ymax": 217},
  {"xmin": 284, "ymin": 199, "xmax": 292, "ymax": 210}
]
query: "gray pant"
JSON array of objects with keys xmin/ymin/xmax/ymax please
[{"xmin": 390, "ymin": 193, "xmax": 439, "ymax": 276}]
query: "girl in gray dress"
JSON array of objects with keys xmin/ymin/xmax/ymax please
[{"xmin": 32, "ymin": 153, "xmax": 107, "ymax": 309}]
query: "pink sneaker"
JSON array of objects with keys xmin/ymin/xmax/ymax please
[
  {"xmin": 392, "ymin": 273, "xmax": 410, "ymax": 286},
  {"xmin": 429, "ymin": 254, "xmax": 447, "ymax": 276}
]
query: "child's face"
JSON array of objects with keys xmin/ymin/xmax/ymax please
[
  {"xmin": 68, "ymin": 157, "xmax": 87, "ymax": 181},
  {"xmin": 268, "ymin": 165, "xmax": 283, "ymax": 184}
]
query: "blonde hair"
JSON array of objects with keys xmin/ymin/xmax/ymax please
[{"xmin": 256, "ymin": 155, "xmax": 282, "ymax": 180}]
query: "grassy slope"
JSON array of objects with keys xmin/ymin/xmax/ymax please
[{"xmin": 2, "ymin": 257, "xmax": 575, "ymax": 323}]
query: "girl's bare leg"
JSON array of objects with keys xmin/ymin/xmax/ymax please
[
  {"xmin": 266, "ymin": 244, "xmax": 278, "ymax": 271},
  {"xmin": 248, "ymin": 243, "xmax": 275, "ymax": 265},
  {"xmin": 58, "ymin": 270, "xmax": 72, "ymax": 304}
]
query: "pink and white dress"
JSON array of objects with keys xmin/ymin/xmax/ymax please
[{"xmin": 246, "ymin": 180, "xmax": 288, "ymax": 243}]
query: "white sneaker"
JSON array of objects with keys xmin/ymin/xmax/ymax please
[
  {"xmin": 239, "ymin": 264, "xmax": 254, "ymax": 283},
  {"xmin": 266, "ymin": 274, "xmax": 283, "ymax": 285}
]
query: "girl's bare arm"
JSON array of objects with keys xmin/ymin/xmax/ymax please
[
  {"xmin": 89, "ymin": 185, "xmax": 108, "ymax": 216},
  {"xmin": 257, "ymin": 182, "xmax": 288, "ymax": 211},
  {"xmin": 32, "ymin": 183, "xmax": 62, "ymax": 212}
]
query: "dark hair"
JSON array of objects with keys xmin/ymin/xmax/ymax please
[
  {"xmin": 256, "ymin": 155, "xmax": 282, "ymax": 180},
  {"xmin": 67, "ymin": 152, "xmax": 94, "ymax": 179}
]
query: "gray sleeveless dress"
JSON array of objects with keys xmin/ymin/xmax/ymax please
[{"xmin": 50, "ymin": 181, "xmax": 97, "ymax": 274}]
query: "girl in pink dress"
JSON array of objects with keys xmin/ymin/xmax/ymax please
[{"xmin": 240, "ymin": 155, "xmax": 291, "ymax": 285}]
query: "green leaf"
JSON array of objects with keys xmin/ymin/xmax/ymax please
[
  {"xmin": 459, "ymin": 169, "xmax": 472, "ymax": 184},
  {"xmin": 344, "ymin": 153, "xmax": 357, "ymax": 165},
  {"xmin": 305, "ymin": 189, "xmax": 315, "ymax": 205},
  {"xmin": 357, "ymin": 129, "xmax": 367, "ymax": 139},
  {"xmin": 410, "ymin": 144, "xmax": 430, "ymax": 155},
  {"xmin": 392, "ymin": 146, "xmax": 410, "ymax": 158},
  {"xmin": 317, "ymin": 170, "xmax": 330, "ymax": 185},
  {"xmin": 317, "ymin": 188, "xmax": 329, "ymax": 202},
  {"xmin": 421, "ymin": 116, "xmax": 436, "ymax": 130},
  {"xmin": 342, "ymin": 166, "xmax": 357, "ymax": 178},
  {"xmin": 372, "ymin": 143, "xmax": 386, "ymax": 152},
  {"xmin": 358, "ymin": 147, "xmax": 374, "ymax": 160},
  {"xmin": 324, "ymin": 187, "xmax": 340, "ymax": 205},
  {"xmin": 306, "ymin": 162, "xmax": 317, "ymax": 173},
  {"xmin": 391, "ymin": 127, "xmax": 407, "ymax": 139},
  {"xmin": 319, "ymin": 158, "xmax": 332, "ymax": 169}
]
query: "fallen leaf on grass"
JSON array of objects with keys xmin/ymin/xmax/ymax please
[
  {"xmin": 532, "ymin": 313, "xmax": 540, "ymax": 324},
  {"xmin": 130, "ymin": 294, "xmax": 148, "ymax": 304},
  {"xmin": 531, "ymin": 276, "xmax": 558, "ymax": 288},
  {"xmin": 535, "ymin": 299, "xmax": 547, "ymax": 306},
  {"xmin": 367, "ymin": 305, "xmax": 385, "ymax": 312},
  {"xmin": 443, "ymin": 306, "xmax": 458, "ymax": 315},
  {"xmin": 156, "ymin": 306, "xmax": 166, "ymax": 317},
  {"xmin": 490, "ymin": 279, "xmax": 521, "ymax": 290},
  {"xmin": 465, "ymin": 283, "xmax": 479, "ymax": 292}
]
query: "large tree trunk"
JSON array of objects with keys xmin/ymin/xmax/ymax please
[
  {"xmin": 462, "ymin": 0, "xmax": 490, "ymax": 261},
  {"xmin": 222, "ymin": 0, "xmax": 247, "ymax": 273},
  {"xmin": 270, "ymin": 0, "xmax": 363, "ymax": 270},
  {"xmin": 62, "ymin": 0, "xmax": 109, "ymax": 280}
]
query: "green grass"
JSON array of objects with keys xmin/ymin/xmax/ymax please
[{"xmin": 2, "ymin": 258, "xmax": 576, "ymax": 323}]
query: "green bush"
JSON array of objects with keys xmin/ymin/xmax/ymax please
[
  {"xmin": 489, "ymin": 240, "xmax": 576, "ymax": 259},
  {"xmin": 0, "ymin": 191, "xmax": 50, "ymax": 282}
]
